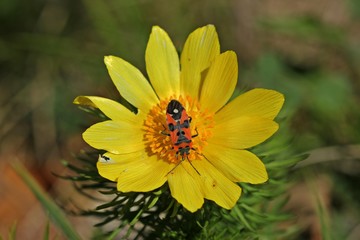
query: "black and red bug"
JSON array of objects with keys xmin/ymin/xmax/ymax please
[{"xmin": 163, "ymin": 100, "xmax": 199, "ymax": 174}]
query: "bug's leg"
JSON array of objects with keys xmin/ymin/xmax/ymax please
[
  {"xmin": 166, "ymin": 160, "xmax": 182, "ymax": 176},
  {"xmin": 161, "ymin": 124, "xmax": 170, "ymax": 136},
  {"xmin": 188, "ymin": 116, "xmax": 192, "ymax": 123},
  {"xmin": 192, "ymin": 127, "xmax": 199, "ymax": 138},
  {"xmin": 166, "ymin": 152, "xmax": 182, "ymax": 176},
  {"xmin": 187, "ymin": 155, "xmax": 200, "ymax": 175}
]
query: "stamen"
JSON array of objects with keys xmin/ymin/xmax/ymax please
[{"xmin": 143, "ymin": 96, "xmax": 215, "ymax": 164}]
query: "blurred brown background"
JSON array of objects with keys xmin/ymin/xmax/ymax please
[{"xmin": 1, "ymin": 0, "xmax": 360, "ymax": 239}]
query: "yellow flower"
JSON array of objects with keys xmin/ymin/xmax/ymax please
[{"xmin": 74, "ymin": 25, "xmax": 284, "ymax": 213}]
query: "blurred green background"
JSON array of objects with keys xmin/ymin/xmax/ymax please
[{"xmin": 1, "ymin": 0, "xmax": 360, "ymax": 239}]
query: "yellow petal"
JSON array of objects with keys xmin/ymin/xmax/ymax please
[
  {"xmin": 210, "ymin": 116, "xmax": 279, "ymax": 149},
  {"xmin": 215, "ymin": 88, "xmax": 285, "ymax": 123},
  {"xmin": 97, "ymin": 151, "xmax": 145, "ymax": 181},
  {"xmin": 73, "ymin": 96, "xmax": 139, "ymax": 123},
  {"xmin": 180, "ymin": 25, "xmax": 220, "ymax": 99},
  {"xmin": 104, "ymin": 56, "xmax": 159, "ymax": 113},
  {"xmin": 83, "ymin": 120, "xmax": 144, "ymax": 154},
  {"xmin": 116, "ymin": 155, "xmax": 169, "ymax": 192},
  {"xmin": 145, "ymin": 26, "xmax": 180, "ymax": 99},
  {"xmin": 203, "ymin": 144, "xmax": 268, "ymax": 183},
  {"xmin": 167, "ymin": 161, "xmax": 204, "ymax": 212},
  {"xmin": 199, "ymin": 51, "xmax": 238, "ymax": 113},
  {"xmin": 193, "ymin": 160, "xmax": 241, "ymax": 209}
]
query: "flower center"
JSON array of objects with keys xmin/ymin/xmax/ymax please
[{"xmin": 143, "ymin": 96, "xmax": 214, "ymax": 164}]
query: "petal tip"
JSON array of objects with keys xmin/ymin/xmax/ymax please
[
  {"xmin": 274, "ymin": 120, "xmax": 280, "ymax": 131},
  {"xmin": 227, "ymin": 50, "xmax": 237, "ymax": 57},
  {"xmin": 279, "ymin": 92, "xmax": 285, "ymax": 104},
  {"xmin": 104, "ymin": 55, "xmax": 116, "ymax": 66},
  {"xmin": 72, "ymin": 96, "xmax": 96, "ymax": 108},
  {"xmin": 73, "ymin": 96, "xmax": 90, "ymax": 106},
  {"xmin": 186, "ymin": 205, "xmax": 202, "ymax": 213},
  {"xmin": 203, "ymin": 24, "xmax": 216, "ymax": 32},
  {"xmin": 262, "ymin": 174, "xmax": 269, "ymax": 183},
  {"xmin": 253, "ymin": 175, "xmax": 269, "ymax": 184},
  {"xmin": 221, "ymin": 50, "xmax": 238, "ymax": 65},
  {"xmin": 73, "ymin": 96, "xmax": 81, "ymax": 104},
  {"xmin": 151, "ymin": 25, "xmax": 163, "ymax": 32}
]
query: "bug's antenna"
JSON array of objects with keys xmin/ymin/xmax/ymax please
[
  {"xmin": 166, "ymin": 155, "xmax": 201, "ymax": 176},
  {"xmin": 187, "ymin": 156, "xmax": 200, "ymax": 175},
  {"xmin": 160, "ymin": 124, "xmax": 170, "ymax": 136},
  {"xmin": 166, "ymin": 160, "xmax": 182, "ymax": 176}
]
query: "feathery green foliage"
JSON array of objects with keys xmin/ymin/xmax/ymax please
[{"xmin": 62, "ymin": 104, "xmax": 303, "ymax": 239}]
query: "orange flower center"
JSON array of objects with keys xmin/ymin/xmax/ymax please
[{"xmin": 143, "ymin": 96, "xmax": 214, "ymax": 164}]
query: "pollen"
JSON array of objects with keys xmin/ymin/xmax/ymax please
[{"xmin": 143, "ymin": 96, "xmax": 215, "ymax": 164}]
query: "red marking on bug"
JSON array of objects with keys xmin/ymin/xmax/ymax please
[{"xmin": 163, "ymin": 100, "xmax": 199, "ymax": 175}]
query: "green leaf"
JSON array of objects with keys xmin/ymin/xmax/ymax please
[{"xmin": 43, "ymin": 221, "xmax": 50, "ymax": 240}]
